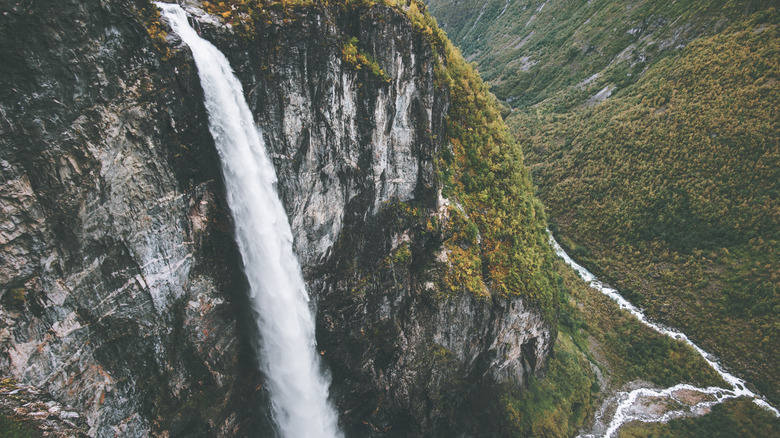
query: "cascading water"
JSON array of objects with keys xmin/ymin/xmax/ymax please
[
  {"xmin": 155, "ymin": 4, "xmax": 342, "ymax": 437},
  {"xmin": 548, "ymin": 232, "xmax": 779, "ymax": 437}
]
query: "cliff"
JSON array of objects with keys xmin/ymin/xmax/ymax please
[{"xmin": 0, "ymin": 0, "xmax": 556, "ymax": 436}]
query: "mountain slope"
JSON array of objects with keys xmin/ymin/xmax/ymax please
[
  {"xmin": 514, "ymin": 8, "xmax": 780, "ymax": 405},
  {"xmin": 425, "ymin": 0, "xmax": 770, "ymax": 109},
  {"xmin": 425, "ymin": 0, "xmax": 780, "ymax": 408}
]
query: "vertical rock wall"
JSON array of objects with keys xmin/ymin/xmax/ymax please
[
  {"xmin": 0, "ymin": 1, "xmax": 268, "ymax": 435},
  {"xmin": 0, "ymin": 0, "xmax": 553, "ymax": 436},
  {"xmin": 202, "ymin": 3, "xmax": 555, "ymax": 436}
]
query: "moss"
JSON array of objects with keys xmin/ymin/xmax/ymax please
[
  {"xmin": 2, "ymin": 289, "xmax": 25, "ymax": 308},
  {"xmin": 341, "ymin": 37, "xmax": 392, "ymax": 83},
  {"xmin": 0, "ymin": 379, "xmax": 18, "ymax": 391},
  {"xmin": 389, "ymin": 243, "xmax": 412, "ymax": 265},
  {"xmin": 138, "ymin": 2, "xmax": 170, "ymax": 60},
  {"xmin": 431, "ymin": 344, "xmax": 454, "ymax": 363}
]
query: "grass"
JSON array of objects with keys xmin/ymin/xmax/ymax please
[{"xmin": 619, "ymin": 398, "xmax": 780, "ymax": 438}]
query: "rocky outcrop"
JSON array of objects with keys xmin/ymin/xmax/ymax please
[{"xmin": 0, "ymin": 0, "xmax": 553, "ymax": 436}]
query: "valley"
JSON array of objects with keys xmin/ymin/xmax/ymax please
[
  {"xmin": 425, "ymin": 0, "xmax": 780, "ymax": 435},
  {"xmin": 0, "ymin": 0, "xmax": 776, "ymax": 436}
]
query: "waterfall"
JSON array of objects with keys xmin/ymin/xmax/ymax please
[{"xmin": 155, "ymin": 4, "xmax": 342, "ymax": 437}]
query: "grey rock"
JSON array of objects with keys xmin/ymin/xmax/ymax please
[{"xmin": 0, "ymin": 1, "xmax": 553, "ymax": 436}]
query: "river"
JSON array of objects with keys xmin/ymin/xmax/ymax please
[{"xmin": 548, "ymin": 233, "xmax": 778, "ymax": 437}]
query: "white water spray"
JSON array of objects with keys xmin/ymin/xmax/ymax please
[
  {"xmin": 156, "ymin": 4, "xmax": 342, "ymax": 437},
  {"xmin": 547, "ymin": 233, "xmax": 779, "ymax": 437}
]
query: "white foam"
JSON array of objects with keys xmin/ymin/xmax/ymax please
[{"xmin": 156, "ymin": 4, "xmax": 342, "ymax": 437}]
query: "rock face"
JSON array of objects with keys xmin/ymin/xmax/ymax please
[
  {"xmin": 0, "ymin": 0, "xmax": 553, "ymax": 436},
  {"xmin": 0, "ymin": 377, "xmax": 89, "ymax": 436},
  {"xmin": 0, "ymin": 1, "xmax": 267, "ymax": 435}
]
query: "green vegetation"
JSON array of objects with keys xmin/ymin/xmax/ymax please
[
  {"xmin": 620, "ymin": 398, "xmax": 780, "ymax": 438},
  {"xmin": 555, "ymin": 258, "xmax": 725, "ymax": 390},
  {"xmin": 390, "ymin": 4, "xmax": 765, "ymax": 433},
  {"xmin": 429, "ymin": 14, "xmax": 558, "ymax": 314},
  {"xmin": 0, "ymin": 414, "xmax": 32, "ymax": 438},
  {"xmin": 0, "ymin": 380, "xmax": 33, "ymax": 438},
  {"xmin": 501, "ymin": 335, "xmax": 598, "ymax": 437},
  {"xmin": 139, "ymin": 1, "xmax": 171, "ymax": 59},
  {"xmin": 2, "ymin": 288, "xmax": 25, "ymax": 307},
  {"xmin": 341, "ymin": 37, "xmax": 392, "ymax": 82},
  {"xmin": 439, "ymin": 205, "xmax": 491, "ymax": 298},
  {"xmin": 315, "ymin": 0, "xmax": 560, "ymax": 313},
  {"xmin": 199, "ymin": 0, "xmax": 319, "ymax": 37},
  {"xmin": 512, "ymin": 10, "xmax": 779, "ymax": 403},
  {"xmin": 496, "ymin": 255, "xmax": 730, "ymax": 437},
  {"xmin": 425, "ymin": 0, "xmax": 770, "ymax": 109},
  {"xmin": 202, "ymin": 0, "xmax": 314, "ymax": 20},
  {"xmin": 425, "ymin": 0, "xmax": 780, "ymax": 431}
]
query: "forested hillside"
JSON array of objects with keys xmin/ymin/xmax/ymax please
[
  {"xmin": 515, "ymin": 7, "xmax": 779, "ymax": 405},
  {"xmin": 425, "ymin": 0, "xmax": 770, "ymax": 109},
  {"xmin": 426, "ymin": 0, "xmax": 780, "ymax": 429}
]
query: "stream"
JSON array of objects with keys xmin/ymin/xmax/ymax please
[{"xmin": 548, "ymin": 233, "xmax": 779, "ymax": 437}]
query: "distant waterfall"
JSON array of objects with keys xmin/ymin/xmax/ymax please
[{"xmin": 156, "ymin": 4, "xmax": 342, "ymax": 437}]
